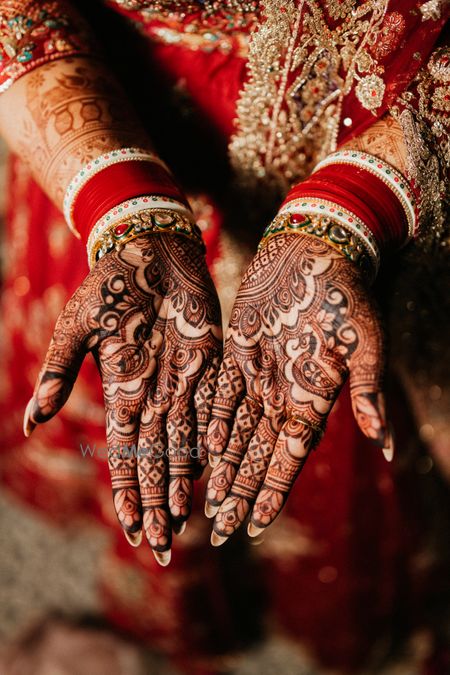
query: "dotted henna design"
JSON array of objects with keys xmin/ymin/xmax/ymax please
[
  {"xmin": 27, "ymin": 234, "xmax": 222, "ymax": 557},
  {"xmin": 207, "ymin": 234, "xmax": 386, "ymax": 542}
]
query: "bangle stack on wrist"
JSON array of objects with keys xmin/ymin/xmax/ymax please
[
  {"xmin": 259, "ymin": 211, "xmax": 376, "ymax": 281},
  {"xmin": 87, "ymin": 197, "xmax": 204, "ymax": 270},
  {"xmin": 62, "ymin": 146, "xmax": 205, "ymax": 268},
  {"xmin": 259, "ymin": 150, "xmax": 417, "ymax": 282},
  {"xmin": 63, "ymin": 147, "xmax": 178, "ymax": 238}
]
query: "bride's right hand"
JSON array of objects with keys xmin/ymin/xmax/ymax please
[{"xmin": 24, "ymin": 233, "xmax": 222, "ymax": 565}]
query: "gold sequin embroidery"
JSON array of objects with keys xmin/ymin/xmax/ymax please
[{"xmin": 229, "ymin": 0, "xmax": 390, "ymax": 191}]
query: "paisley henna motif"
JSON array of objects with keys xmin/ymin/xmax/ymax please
[
  {"xmin": 24, "ymin": 234, "xmax": 222, "ymax": 564},
  {"xmin": 206, "ymin": 233, "xmax": 389, "ymax": 544}
]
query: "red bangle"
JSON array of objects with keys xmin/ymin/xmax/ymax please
[
  {"xmin": 284, "ymin": 164, "xmax": 409, "ymax": 251},
  {"xmin": 72, "ymin": 161, "xmax": 188, "ymax": 243},
  {"xmin": 286, "ymin": 181, "xmax": 405, "ymax": 249},
  {"xmin": 304, "ymin": 165, "xmax": 407, "ymax": 244}
]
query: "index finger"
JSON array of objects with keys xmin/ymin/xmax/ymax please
[{"xmin": 248, "ymin": 417, "xmax": 316, "ymax": 536}]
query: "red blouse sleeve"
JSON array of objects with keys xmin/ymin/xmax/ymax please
[{"xmin": 0, "ymin": 1, "xmax": 97, "ymax": 94}]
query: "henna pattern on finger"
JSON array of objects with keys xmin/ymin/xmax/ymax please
[
  {"xmin": 206, "ymin": 394, "xmax": 263, "ymax": 508},
  {"xmin": 194, "ymin": 351, "xmax": 222, "ymax": 472},
  {"xmin": 250, "ymin": 420, "xmax": 314, "ymax": 531},
  {"xmin": 138, "ymin": 401, "xmax": 171, "ymax": 552},
  {"xmin": 167, "ymin": 403, "xmax": 196, "ymax": 523},
  {"xmin": 209, "ymin": 233, "xmax": 386, "ymax": 541},
  {"xmin": 212, "ymin": 415, "xmax": 281, "ymax": 539},
  {"xmin": 29, "ymin": 234, "xmax": 221, "ymax": 553},
  {"xmin": 350, "ymin": 391, "xmax": 387, "ymax": 447},
  {"xmin": 206, "ymin": 354, "xmax": 245, "ymax": 457}
]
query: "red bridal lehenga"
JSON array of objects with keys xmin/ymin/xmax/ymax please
[{"xmin": 0, "ymin": 1, "xmax": 449, "ymax": 673}]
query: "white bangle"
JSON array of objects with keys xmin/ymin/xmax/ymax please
[
  {"xmin": 279, "ymin": 197, "xmax": 380, "ymax": 274},
  {"xmin": 312, "ymin": 150, "xmax": 418, "ymax": 239},
  {"xmin": 63, "ymin": 148, "xmax": 170, "ymax": 237},
  {"xmin": 86, "ymin": 195, "xmax": 195, "ymax": 269}
]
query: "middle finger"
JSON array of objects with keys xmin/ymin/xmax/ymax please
[{"xmin": 211, "ymin": 413, "xmax": 281, "ymax": 546}]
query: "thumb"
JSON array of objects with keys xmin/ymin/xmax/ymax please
[
  {"xmin": 348, "ymin": 311, "xmax": 394, "ymax": 462},
  {"xmin": 23, "ymin": 296, "xmax": 87, "ymax": 437},
  {"xmin": 349, "ymin": 389, "xmax": 394, "ymax": 461}
]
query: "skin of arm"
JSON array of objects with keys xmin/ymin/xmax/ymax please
[
  {"xmin": 204, "ymin": 114, "xmax": 411, "ymax": 545},
  {"xmin": 0, "ymin": 50, "xmax": 222, "ymax": 564},
  {"xmin": 0, "ymin": 55, "xmax": 154, "ymax": 210},
  {"xmin": 339, "ymin": 113, "xmax": 409, "ymax": 176}
]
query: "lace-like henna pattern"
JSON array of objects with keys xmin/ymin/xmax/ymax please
[
  {"xmin": 25, "ymin": 234, "xmax": 222, "ymax": 560},
  {"xmin": 206, "ymin": 233, "xmax": 388, "ymax": 543}
]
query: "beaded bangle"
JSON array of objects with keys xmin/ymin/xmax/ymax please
[
  {"xmin": 259, "ymin": 212, "xmax": 376, "ymax": 281},
  {"xmin": 278, "ymin": 197, "xmax": 380, "ymax": 273},
  {"xmin": 86, "ymin": 195, "xmax": 189, "ymax": 259},
  {"xmin": 312, "ymin": 150, "xmax": 418, "ymax": 238},
  {"xmin": 63, "ymin": 148, "xmax": 170, "ymax": 236},
  {"xmin": 87, "ymin": 206, "xmax": 204, "ymax": 270}
]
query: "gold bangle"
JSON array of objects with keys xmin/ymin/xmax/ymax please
[
  {"xmin": 312, "ymin": 150, "xmax": 417, "ymax": 238},
  {"xmin": 259, "ymin": 212, "xmax": 376, "ymax": 281},
  {"xmin": 88, "ymin": 208, "xmax": 205, "ymax": 269}
]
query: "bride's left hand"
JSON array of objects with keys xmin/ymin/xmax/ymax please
[{"xmin": 205, "ymin": 233, "xmax": 391, "ymax": 544}]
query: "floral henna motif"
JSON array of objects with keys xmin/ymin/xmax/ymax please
[
  {"xmin": 249, "ymin": 419, "xmax": 314, "ymax": 534},
  {"xmin": 206, "ymin": 394, "xmax": 263, "ymax": 516},
  {"xmin": 206, "ymin": 233, "xmax": 388, "ymax": 544},
  {"xmin": 24, "ymin": 234, "xmax": 222, "ymax": 565}
]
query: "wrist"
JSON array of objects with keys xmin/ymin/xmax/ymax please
[
  {"xmin": 61, "ymin": 146, "xmax": 205, "ymax": 268},
  {"xmin": 259, "ymin": 149, "xmax": 418, "ymax": 282},
  {"xmin": 261, "ymin": 213, "xmax": 376, "ymax": 280},
  {"xmin": 87, "ymin": 197, "xmax": 204, "ymax": 269}
]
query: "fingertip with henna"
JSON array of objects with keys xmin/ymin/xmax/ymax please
[
  {"xmin": 153, "ymin": 549, "xmax": 171, "ymax": 567},
  {"xmin": 204, "ymin": 502, "xmax": 219, "ymax": 518},
  {"xmin": 124, "ymin": 529, "xmax": 142, "ymax": 547},
  {"xmin": 382, "ymin": 425, "xmax": 395, "ymax": 463},
  {"xmin": 247, "ymin": 521, "xmax": 264, "ymax": 538},
  {"xmin": 23, "ymin": 398, "xmax": 37, "ymax": 438},
  {"xmin": 210, "ymin": 530, "xmax": 228, "ymax": 547}
]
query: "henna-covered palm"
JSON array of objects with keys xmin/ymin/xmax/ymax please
[
  {"xmin": 24, "ymin": 235, "xmax": 222, "ymax": 564},
  {"xmin": 205, "ymin": 234, "xmax": 390, "ymax": 545}
]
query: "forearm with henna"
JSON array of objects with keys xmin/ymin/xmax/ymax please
[
  {"xmin": 0, "ymin": 55, "xmax": 153, "ymax": 208},
  {"xmin": 340, "ymin": 114, "xmax": 408, "ymax": 176}
]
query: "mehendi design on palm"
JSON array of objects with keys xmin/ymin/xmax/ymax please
[
  {"xmin": 206, "ymin": 234, "xmax": 389, "ymax": 544},
  {"xmin": 24, "ymin": 235, "xmax": 222, "ymax": 564}
]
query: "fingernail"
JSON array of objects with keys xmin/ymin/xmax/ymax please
[
  {"xmin": 205, "ymin": 502, "xmax": 219, "ymax": 518},
  {"xmin": 382, "ymin": 447, "xmax": 393, "ymax": 462},
  {"xmin": 211, "ymin": 530, "xmax": 228, "ymax": 547},
  {"xmin": 382, "ymin": 425, "xmax": 395, "ymax": 463},
  {"xmin": 209, "ymin": 455, "xmax": 220, "ymax": 469},
  {"xmin": 153, "ymin": 549, "xmax": 171, "ymax": 567},
  {"xmin": 174, "ymin": 521, "xmax": 186, "ymax": 536},
  {"xmin": 23, "ymin": 398, "xmax": 36, "ymax": 438},
  {"xmin": 248, "ymin": 522, "xmax": 264, "ymax": 538},
  {"xmin": 124, "ymin": 529, "xmax": 142, "ymax": 547}
]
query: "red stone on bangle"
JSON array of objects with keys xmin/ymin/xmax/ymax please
[
  {"xmin": 114, "ymin": 223, "xmax": 129, "ymax": 237},
  {"xmin": 290, "ymin": 213, "xmax": 307, "ymax": 224},
  {"xmin": 283, "ymin": 163, "xmax": 409, "ymax": 252},
  {"xmin": 72, "ymin": 160, "xmax": 187, "ymax": 243}
]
